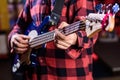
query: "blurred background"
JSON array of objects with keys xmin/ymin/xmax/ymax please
[{"xmin": 0, "ymin": 0, "xmax": 120, "ymax": 80}]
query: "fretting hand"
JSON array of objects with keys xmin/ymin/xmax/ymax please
[{"xmin": 55, "ymin": 22, "xmax": 77, "ymax": 50}]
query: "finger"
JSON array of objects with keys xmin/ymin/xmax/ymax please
[
  {"xmin": 15, "ymin": 36, "xmax": 29, "ymax": 44},
  {"xmin": 58, "ymin": 22, "xmax": 69, "ymax": 29},
  {"xmin": 56, "ymin": 43, "xmax": 68, "ymax": 50},
  {"xmin": 80, "ymin": 16, "xmax": 86, "ymax": 20},
  {"xmin": 55, "ymin": 40, "xmax": 71, "ymax": 48},
  {"xmin": 13, "ymin": 39, "xmax": 29, "ymax": 48},
  {"xmin": 14, "ymin": 47, "xmax": 28, "ymax": 54},
  {"xmin": 55, "ymin": 29, "xmax": 66, "ymax": 40}
]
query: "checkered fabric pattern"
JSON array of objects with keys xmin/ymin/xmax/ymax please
[{"xmin": 8, "ymin": 0, "xmax": 98, "ymax": 80}]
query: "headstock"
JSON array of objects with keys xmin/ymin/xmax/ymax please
[
  {"xmin": 85, "ymin": 3, "xmax": 120, "ymax": 38},
  {"xmin": 112, "ymin": 3, "xmax": 120, "ymax": 14}
]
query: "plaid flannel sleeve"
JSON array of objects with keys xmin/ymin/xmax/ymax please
[
  {"xmin": 67, "ymin": 0, "xmax": 98, "ymax": 59},
  {"xmin": 8, "ymin": 0, "xmax": 31, "ymax": 52}
]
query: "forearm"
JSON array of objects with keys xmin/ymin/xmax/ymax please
[{"xmin": 8, "ymin": 0, "xmax": 31, "ymax": 52}]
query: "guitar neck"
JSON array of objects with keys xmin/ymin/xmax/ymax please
[{"xmin": 29, "ymin": 21, "xmax": 85, "ymax": 48}]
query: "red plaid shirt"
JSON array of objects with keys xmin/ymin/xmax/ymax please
[{"xmin": 8, "ymin": 0, "xmax": 98, "ymax": 80}]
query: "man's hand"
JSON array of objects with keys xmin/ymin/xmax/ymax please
[
  {"xmin": 11, "ymin": 34, "xmax": 30, "ymax": 54},
  {"xmin": 55, "ymin": 22, "xmax": 77, "ymax": 50}
]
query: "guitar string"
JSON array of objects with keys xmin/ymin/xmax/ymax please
[
  {"xmin": 30, "ymin": 24, "xmax": 85, "ymax": 48},
  {"xmin": 30, "ymin": 23, "xmax": 85, "ymax": 48},
  {"xmin": 30, "ymin": 21, "xmax": 84, "ymax": 44},
  {"xmin": 29, "ymin": 21, "xmax": 81, "ymax": 45},
  {"xmin": 29, "ymin": 21, "xmax": 85, "ymax": 48},
  {"xmin": 29, "ymin": 22, "xmax": 83, "ymax": 45},
  {"xmin": 29, "ymin": 22, "xmax": 85, "ymax": 48},
  {"xmin": 30, "ymin": 21, "xmax": 82, "ymax": 41}
]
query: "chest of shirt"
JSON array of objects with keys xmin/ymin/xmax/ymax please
[{"xmin": 29, "ymin": 0, "xmax": 82, "ymax": 26}]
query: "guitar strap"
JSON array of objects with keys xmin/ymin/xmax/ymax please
[{"xmin": 50, "ymin": 0, "xmax": 65, "ymax": 25}]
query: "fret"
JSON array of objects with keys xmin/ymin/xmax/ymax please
[
  {"xmin": 30, "ymin": 31, "xmax": 55, "ymax": 48},
  {"xmin": 29, "ymin": 21, "xmax": 85, "ymax": 48}
]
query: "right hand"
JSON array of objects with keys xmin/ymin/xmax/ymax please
[{"xmin": 11, "ymin": 34, "xmax": 30, "ymax": 54}]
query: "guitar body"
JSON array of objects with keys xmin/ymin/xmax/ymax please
[{"xmin": 12, "ymin": 16, "xmax": 51, "ymax": 72}]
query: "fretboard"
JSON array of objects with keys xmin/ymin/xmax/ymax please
[{"xmin": 29, "ymin": 21, "xmax": 85, "ymax": 48}]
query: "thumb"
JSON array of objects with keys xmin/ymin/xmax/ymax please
[{"xmin": 55, "ymin": 29, "xmax": 66, "ymax": 40}]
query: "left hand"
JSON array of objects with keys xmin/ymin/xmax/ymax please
[{"xmin": 55, "ymin": 22, "xmax": 77, "ymax": 50}]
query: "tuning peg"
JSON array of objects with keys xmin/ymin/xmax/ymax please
[
  {"xmin": 95, "ymin": 4, "xmax": 103, "ymax": 13},
  {"xmin": 101, "ymin": 4, "xmax": 106, "ymax": 14},
  {"xmin": 112, "ymin": 3, "xmax": 120, "ymax": 14},
  {"xmin": 106, "ymin": 4, "xmax": 112, "ymax": 13}
]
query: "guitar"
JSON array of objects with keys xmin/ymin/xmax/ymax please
[{"xmin": 12, "ymin": 3, "xmax": 120, "ymax": 72}]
